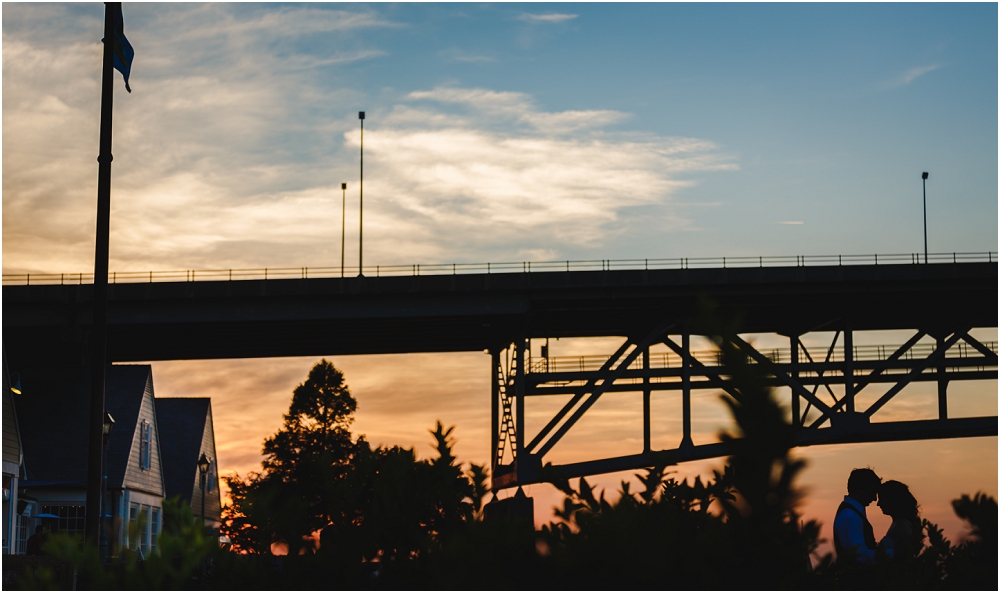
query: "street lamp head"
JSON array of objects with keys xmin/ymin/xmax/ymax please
[
  {"xmin": 341, "ymin": 183, "xmax": 347, "ymax": 190},
  {"xmin": 9, "ymin": 373, "xmax": 21, "ymax": 395},
  {"xmin": 358, "ymin": 111, "xmax": 365, "ymax": 120},
  {"xmin": 922, "ymin": 172, "xmax": 929, "ymax": 180},
  {"xmin": 198, "ymin": 453, "xmax": 211, "ymax": 476},
  {"xmin": 103, "ymin": 412, "xmax": 115, "ymax": 437}
]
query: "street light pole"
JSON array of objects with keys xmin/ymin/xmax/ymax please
[
  {"xmin": 358, "ymin": 111, "xmax": 365, "ymax": 277},
  {"xmin": 341, "ymin": 183, "xmax": 347, "ymax": 278},
  {"xmin": 99, "ymin": 412, "xmax": 115, "ymax": 563},
  {"xmin": 86, "ymin": 1, "xmax": 118, "ymax": 548},
  {"xmin": 922, "ymin": 172, "xmax": 929, "ymax": 264},
  {"xmin": 197, "ymin": 453, "xmax": 210, "ymax": 528}
]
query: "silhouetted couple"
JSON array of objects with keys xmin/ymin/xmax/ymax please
[{"xmin": 834, "ymin": 468, "xmax": 922, "ymax": 564}]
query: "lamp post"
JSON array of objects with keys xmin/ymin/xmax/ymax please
[
  {"xmin": 922, "ymin": 172, "xmax": 929, "ymax": 264},
  {"xmin": 358, "ymin": 111, "xmax": 365, "ymax": 277},
  {"xmin": 341, "ymin": 183, "xmax": 347, "ymax": 278},
  {"xmin": 197, "ymin": 453, "xmax": 210, "ymax": 529},
  {"xmin": 100, "ymin": 412, "xmax": 115, "ymax": 563}
]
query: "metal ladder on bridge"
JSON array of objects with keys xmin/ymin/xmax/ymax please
[{"xmin": 494, "ymin": 349, "xmax": 518, "ymax": 469}]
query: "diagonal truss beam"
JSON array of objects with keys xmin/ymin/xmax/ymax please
[
  {"xmin": 807, "ymin": 330, "xmax": 926, "ymax": 428},
  {"xmin": 798, "ymin": 331, "xmax": 842, "ymax": 423},
  {"xmin": 961, "ymin": 333, "xmax": 1000, "ymax": 363},
  {"xmin": 529, "ymin": 319, "xmax": 675, "ymax": 459},
  {"xmin": 804, "ymin": 331, "xmax": 925, "ymax": 427},
  {"xmin": 661, "ymin": 336, "xmax": 744, "ymax": 402},
  {"xmin": 524, "ymin": 339, "xmax": 634, "ymax": 453},
  {"xmin": 862, "ymin": 328, "xmax": 970, "ymax": 419},
  {"xmin": 853, "ymin": 331, "xmax": 926, "ymax": 394},
  {"xmin": 729, "ymin": 334, "xmax": 834, "ymax": 415}
]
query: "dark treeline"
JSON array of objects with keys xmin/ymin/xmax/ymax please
[{"xmin": 14, "ymin": 339, "xmax": 997, "ymax": 590}]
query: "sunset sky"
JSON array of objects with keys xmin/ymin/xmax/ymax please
[{"xmin": 3, "ymin": 3, "xmax": 996, "ymax": 556}]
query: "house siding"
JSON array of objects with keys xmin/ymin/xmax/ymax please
[
  {"xmin": 122, "ymin": 376, "xmax": 164, "ymax": 497},
  {"xmin": 189, "ymin": 406, "xmax": 222, "ymax": 522}
]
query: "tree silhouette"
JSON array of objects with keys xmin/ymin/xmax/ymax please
[
  {"xmin": 262, "ymin": 358, "xmax": 359, "ymax": 480},
  {"xmin": 221, "ymin": 359, "xmax": 365, "ymax": 555}
]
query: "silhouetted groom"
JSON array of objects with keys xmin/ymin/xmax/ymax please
[{"xmin": 833, "ymin": 467, "xmax": 882, "ymax": 563}]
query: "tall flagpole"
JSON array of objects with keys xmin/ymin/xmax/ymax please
[{"xmin": 85, "ymin": 1, "xmax": 118, "ymax": 547}]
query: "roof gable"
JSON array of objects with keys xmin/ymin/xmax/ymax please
[
  {"xmin": 155, "ymin": 398, "xmax": 209, "ymax": 504},
  {"xmin": 14, "ymin": 365, "xmax": 152, "ymax": 487}
]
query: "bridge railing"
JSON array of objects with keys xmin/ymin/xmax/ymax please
[
  {"xmin": 528, "ymin": 341, "xmax": 999, "ymax": 375},
  {"xmin": 3, "ymin": 251, "xmax": 996, "ymax": 286}
]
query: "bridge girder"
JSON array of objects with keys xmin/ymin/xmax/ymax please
[{"xmin": 491, "ymin": 324, "xmax": 998, "ymax": 491}]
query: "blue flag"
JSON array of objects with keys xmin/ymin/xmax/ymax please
[{"xmin": 104, "ymin": 4, "xmax": 134, "ymax": 93}]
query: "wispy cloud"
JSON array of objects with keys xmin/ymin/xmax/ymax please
[
  {"xmin": 777, "ymin": 220, "xmax": 804, "ymax": 225},
  {"xmin": 2, "ymin": 6, "xmax": 736, "ymax": 277},
  {"xmin": 438, "ymin": 49, "xmax": 495, "ymax": 63},
  {"xmin": 885, "ymin": 63, "xmax": 942, "ymax": 88},
  {"xmin": 408, "ymin": 87, "xmax": 628, "ymax": 133},
  {"xmin": 518, "ymin": 13, "xmax": 578, "ymax": 24}
]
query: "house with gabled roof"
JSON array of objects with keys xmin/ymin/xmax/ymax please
[
  {"xmin": 155, "ymin": 398, "xmax": 222, "ymax": 528},
  {"xmin": 14, "ymin": 364, "xmax": 166, "ymax": 557}
]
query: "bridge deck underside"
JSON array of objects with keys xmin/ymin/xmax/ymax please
[{"xmin": 3, "ymin": 262, "xmax": 996, "ymax": 363}]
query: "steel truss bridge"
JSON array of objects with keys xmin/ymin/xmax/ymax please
[
  {"xmin": 490, "ymin": 328, "xmax": 997, "ymax": 490},
  {"xmin": 3, "ymin": 255, "xmax": 997, "ymax": 491}
]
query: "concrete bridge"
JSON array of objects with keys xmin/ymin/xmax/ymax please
[{"xmin": 2, "ymin": 259, "xmax": 996, "ymax": 364}]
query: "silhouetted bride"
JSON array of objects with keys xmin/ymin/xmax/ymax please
[{"xmin": 876, "ymin": 480, "xmax": 923, "ymax": 560}]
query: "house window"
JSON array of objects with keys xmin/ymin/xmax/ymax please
[
  {"xmin": 150, "ymin": 508, "xmax": 160, "ymax": 555},
  {"xmin": 207, "ymin": 460, "xmax": 216, "ymax": 493},
  {"xmin": 41, "ymin": 505, "xmax": 86, "ymax": 539},
  {"xmin": 128, "ymin": 502, "xmax": 160, "ymax": 557},
  {"xmin": 139, "ymin": 420, "xmax": 151, "ymax": 470},
  {"xmin": 128, "ymin": 503, "xmax": 139, "ymax": 551},
  {"xmin": 139, "ymin": 507, "xmax": 150, "ymax": 557},
  {"xmin": 15, "ymin": 513, "xmax": 29, "ymax": 554}
]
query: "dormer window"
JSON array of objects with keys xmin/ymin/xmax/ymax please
[{"xmin": 139, "ymin": 420, "xmax": 151, "ymax": 470}]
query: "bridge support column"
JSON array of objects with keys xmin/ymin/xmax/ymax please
[
  {"xmin": 790, "ymin": 334, "xmax": 800, "ymax": 428},
  {"xmin": 937, "ymin": 335, "xmax": 949, "ymax": 419},
  {"xmin": 844, "ymin": 325, "xmax": 855, "ymax": 413},
  {"xmin": 681, "ymin": 329, "xmax": 693, "ymax": 449},
  {"xmin": 642, "ymin": 347, "xmax": 651, "ymax": 453},
  {"xmin": 515, "ymin": 338, "xmax": 527, "ymax": 483},
  {"xmin": 491, "ymin": 349, "xmax": 500, "ymax": 475}
]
